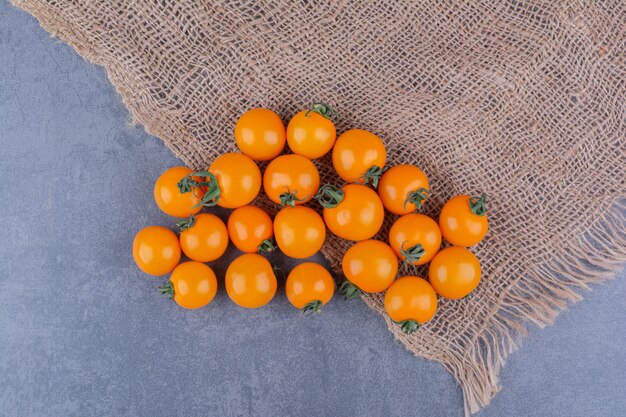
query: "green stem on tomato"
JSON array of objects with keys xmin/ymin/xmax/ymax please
[
  {"xmin": 469, "ymin": 193, "xmax": 488, "ymax": 216},
  {"xmin": 314, "ymin": 184, "xmax": 344, "ymax": 208},
  {"xmin": 305, "ymin": 102, "xmax": 338, "ymax": 120},
  {"xmin": 158, "ymin": 281, "xmax": 174, "ymax": 299},
  {"xmin": 301, "ymin": 300, "xmax": 323, "ymax": 316},
  {"xmin": 358, "ymin": 165, "xmax": 383, "ymax": 188},
  {"xmin": 395, "ymin": 319, "xmax": 420, "ymax": 334},
  {"xmin": 404, "ymin": 187, "xmax": 429, "ymax": 211},
  {"xmin": 338, "ymin": 280, "xmax": 361, "ymax": 300}
]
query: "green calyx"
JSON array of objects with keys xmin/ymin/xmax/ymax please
[
  {"xmin": 257, "ymin": 239, "xmax": 277, "ymax": 253},
  {"xmin": 395, "ymin": 320, "xmax": 420, "ymax": 334},
  {"xmin": 279, "ymin": 188, "xmax": 306, "ymax": 207},
  {"xmin": 305, "ymin": 102, "xmax": 338, "ymax": 120},
  {"xmin": 338, "ymin": 280, "xmax": 361, "ymax": 300},
  {"xmin": 314, "ymin": 184, "xmax": 345, "ymax": 208},
  {"xmin": 404, "ymin": 187, "xmax": 429, "ymax": 211},
  {"xmin": 358, "ymin": 165, "xmax": 383, "ymax": 188},
  {"xmin": 176, "ymin": 214, "xmax": 196, "ymax": 231},
  {"xmin": 469, "ymin": 193, "xmax": 488, "ymax": 216},
  {"xmin": 177, "ymin": 170, "xmax": 221, "ymax": 207},
  {"xmin": 158, "ymin": 282, "xmax": 174, "ymax": 299},
  {"xmin": 400, "ymin": 241, "xmax": 425, "ymax": 271},
  {"xmin": 301, "ymin": 300, "xmax": 323, "ymax": 316}
]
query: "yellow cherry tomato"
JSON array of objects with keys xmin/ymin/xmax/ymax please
[
  {"xmin": 341, "ymin": 240, "xmax": 398, "ymax": 296},
  {"xmin": 332, "ymin": 129, "xmax": 386, "ymax": 185},
  {"xmin": 154, "ymin": 166, "xmax": 205, "ymax": 218},
  {"xmin": 274, "ymin": 206, "xmax": 326, "ymax": 258},
  {"xmin": 389, "ymin": 214, "xmax": 442, "ymax": 266},
  {"xmin": 227, "ymin": 205, "xmax": 274, "ymax": 253},
  {"xmin": 322, "ymin": 184, "xmax": 384, "ymax": 241},
  {"xmin": 428, "ymin": 247, "xmax": 481, "ymax": 299},
  {"xmin": 378, "ymin": 164, "xmax": 430, "ymax": 215},
  {"xmin": 263, "ymin": 154, "xmax": 320, "ymax": 205},
  {"xmin": 439, "ymin": 194, "xmax": 489, "ymax": 246},
  {"xmin": 209, "ymin": 153, "xmax": 261, "ymax": 208},
  {"xmin": 286, "ymin": 104, "xmax": 337, "ymax": 159},
  {"xmin": 159, "ymin": 261, "xmax": 218, "ymax": 309},
  {"xmin": 178, "ymin": 213, "xmax": 228, "ymax": 262},
  {"xmin": 225, "ymin": 253, "xmax": 277, "ymax": 308},
  {"xmin": 285, "ymin": 262, "xmax": 335, "ymax": 314},
  {"xmin": 235, "ymin": 108, "xmax": 286, "ymax": 161},
  {"xmin": 384, "ymin": 276, "xmax": 438, "ymax": 334},
  {"xmin": 132, "ymin": 226, "xmax": 181, "ymax": 276}
]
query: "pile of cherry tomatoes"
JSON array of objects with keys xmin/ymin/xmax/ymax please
[{"xmin": 133, "ymin": 104, "xmax": 489, "ymax": 333}]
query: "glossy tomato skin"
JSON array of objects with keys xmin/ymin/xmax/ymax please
[
  {"xmin": 154, "ymin": 166, "xmax": 205, "ymax": 218},
  {"xmin": 384, "ymin": 276, "xmax": 438, "ymax": 323},
  {"xmin": 389, "ymin": 214, "xmax": 442, "ymax": 265},
  {"xmin": 274, "ymin": 206, "xmax": 326, "ymax": 258},
  {"xmin": 263, "ymin": 154, "xmax": 320, "ymax": 205},
  {"xmin": 168, "ymin": 261, "xmax": 218, "ymax": 309},
  {"xmin": 286, "ymin": 110, "xmax": 336, "ymax": 159},
  {"xmin": 428, "ymin": 247, "xmax": 481, "ymax": 299},
  {"xmin": 378, "ymin": 165, "xmax": 430, "ymax": 215},
  {"xmin": 235, "ymin": 108, "xmax": 286, "ymax": 161},
  {"xmin": 439, "ymin": 195, "xmax": 488, "ymax": 246},
  {"xmin": 225, "ymin": 253, "xmax": 277, "ymax": 308},
  {"xmin": 342, "ymin": 240, "xmax": 398, "ymax": 293},
  {"xmin": 323, "ymin": 184, "xmax": 384, "ymax": 241},
  {"xmin": 179, "ymin": 213, "xmax": 229, "ymax": 262},
  {"xmin": 133, "ymin": 226, "xmax": 181, "ymax": 276},
  {"xmin": 227, "ymin": 205, "xmax": 273, "ymax": 253},
  {"xmin": 285, "ymin": 262, "xmax": 335, "ymax": 310},
  {"xmin": 209, "ymin": 153, "xmax": 262, "ymax": 208},
  {"xmin": 332, "ymin": 129, "xmax": 386, "ymax": 183}
]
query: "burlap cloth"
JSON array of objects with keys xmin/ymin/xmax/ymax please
[{"xmin": 12, "ymin": 0, "xmax": 625, "ymax": 414}]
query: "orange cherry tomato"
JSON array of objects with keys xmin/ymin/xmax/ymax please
[
  {"xmin": 428, "ymin": 247, "xmax": 481, "ymax": 299},
  {"xmin": 132, "ymin": 226, "xmax": 181, "ymax": 276},
  {"xmin": 332, "ymin": 129, "xmax": 386, "ymax": 184},
  {"xmin": 285, "ymin": 262, "xmax": 335, "ymax": 314},
  {"xmin": 286, "ymin": 104, "xmax": 337, "ymax": 159},
  {"xmin": 159, "ymin": 261, "xmax": 218, "ymax": 309},
  {"xmin": 225, "ymin": 253, "xmax": 277, "ymax": 308},
  {"xmin": 378, "ymin": 164, "xmax": 430, "ymax": 215},
  {"xmin": 235, "ymin": 108, "xmax": 285, "ymax": 161},
  {"xmin": 154, "ymin": 166, "xmax": 205, "ymax": 218},
  {"xmin": 263, "ymin": 154, "xmax": 320, "ymax": 205},
  {"xmin": 341, "ymin": 240, "xmax": 398, "ymax": 296},
  {"xmin": 209, "ymin": 153, "xmax": 261, "ymax": 208},
  {"xmin": 227, "ymin": 205, "xmax": 274, "ymax": 253},
  {"xmin": 389, "ymin": 214, "xmax": 442, "ymax": 266},
  {"xmin": 439, "ymin": 194, "xmax": 489, "ymax": 246},
  {"xmin": 384, "ymin": 276, "xmax": 438, "ymax": 334},
  {"xmin": 178, "ymin": 213, "xmax": 228, "ymax": 262},
  {"xmin": 274, "ymin": 206, "xmax": 326, "ymax": 258},
  {"xmin": 322, "ymin": 184, "xmax": 384, "ymax": 241}
]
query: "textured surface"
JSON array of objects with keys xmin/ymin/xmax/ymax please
[
  {"xmin": 8, "ymin": 1, "xmax": 626, "ymax": 412},
  {"xmin": 2, "ymin": 3, "xmax": 626, "ymax": 417}
]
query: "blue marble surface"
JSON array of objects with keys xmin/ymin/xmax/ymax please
[{"xmin": 1, "ymin": 3, "xmax": 624, "ymax": 416}]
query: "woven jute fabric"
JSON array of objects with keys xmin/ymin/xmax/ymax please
[{"xmin": 13, "ymin": 0, "xmax": 625, "ymax": 413}]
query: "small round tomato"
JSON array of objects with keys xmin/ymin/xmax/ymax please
[
  {"xmin": 322, "ymin": 184, "xmax": 384, "ymax": 241},
  {"xmin": 286, "ymin": 262, "xmax": 335, "ymax": 314},
  {"xmin": 378, "ymin": 165, "xmax": 430, "ymax": 215},
  {"xmin": 159, "ymin": 261, "xmax": 218, "ymax": 309},
  {"xmin": 389, "ymin": 214, "xmax": 442, "ymax": 266},
  {"xmin": 439, "ymin": 194, "xmax": 489, "ymax": 246},
  {"xmin": 428, "ymin": 247, "xmax": 481, "ymax": 299},
  {"xmin": 274, "ymin": 206, "xmax": 326, "ymax": 258},
  {"xmin": 132, "ymin": 226, "xmax": 181, "ymax": 276},
  {"xmin": 227, "ymin": 205, "xmax": 274, "ymax": 253},
  {"xmin": 263, "ymin": 154, "xmax": 320, "ymax": 205},
  {"xmin": 235, "ymin": 108, "xmax": 285, "ymax": 161},
  {"xmin": 225, "ymin": 253, "xmax": 277, "ymax": 308},
  {"xmin": 286, "ymin": 104, "xmax": 337, "ymax": 159},
  {"xmin": 332, "ymin": 129, "xmax": 386, "ymax": 185},
  {"xmin": 209, "ymin": 153, "xmax": 261, "ymax": 208},
  {"xmin": 154, "ymin": 166, "xmax": 205, "ymax": 218},
  {"xmin": 384, "ymin": 276, "xmax": 438, "ymax": 334},
  {"xmin": 178, "ymin": 213, "xmax": 228, "ymax": 262},
  {"xmin": 341, "ymin": 240, "xmax": 398, "ymax": 296}
]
